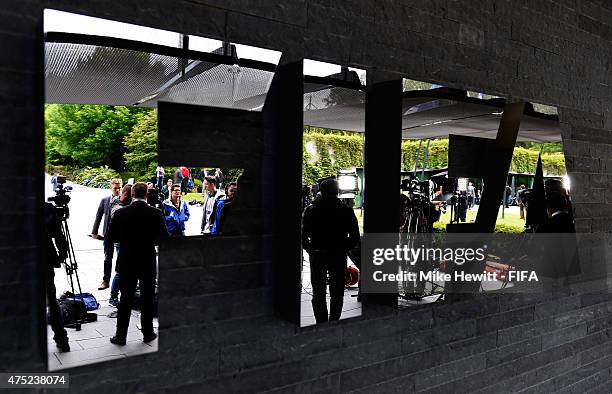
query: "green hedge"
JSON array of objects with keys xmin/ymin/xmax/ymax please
[
  {"xmin": 303, "ymin": 132, "xmax": 566, "ymax": 185},
  {"xmin": 303, "ymin": 132, "xmax": 363, "ymax": 184},
  {"xmin": 74, "ymin": 166, "xmax": 121, "ymax": 189},
  {"xmin": 46, "ymin": 164, "xmax": 79, "ymax": 181},
  {"xmin": 433, "ymin": 222, "xmax": 523, "ymax": 234}
]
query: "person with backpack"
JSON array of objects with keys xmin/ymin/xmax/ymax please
[{"xmin": 180, "ymin": 166, "xmax": 190, "ymax": 195}]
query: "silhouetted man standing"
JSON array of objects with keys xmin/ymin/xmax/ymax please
[
  {"xmin": 302, "ymin": 179, "xmax": 360, "ymax": 324},
  {"xmin": 108, "ymin": 182, "xmax": 167, "ymax": 345},
  {"xmin": 537, "ymin": 191, "xmax": 575, "ymax": 233},
  {"xmin": 45, "ymin": 202, "xmax": 70, "ymax": 352}
]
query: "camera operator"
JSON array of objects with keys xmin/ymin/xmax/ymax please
[
  {"xmin": 45, "ymin": 202, "xmax": 70, "ymax": 352},
  {"xmin": 545, "ymin": 178, "xmax": 573, "ymax": 222},
  {"xmin": 537, "ymin": 191, "xmax": 575, "ymax": 233},
  {"xmin": 302, "ymin": 179, "xmax": 360, "ymax": 324}
]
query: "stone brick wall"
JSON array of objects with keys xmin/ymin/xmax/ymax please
[{"xmin": 2, "ymin": 1, "xmax": 612, "ymax": 392}]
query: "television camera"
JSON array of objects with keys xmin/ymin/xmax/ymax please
[
  {"xmin": 47, "ymin": 175, "xmax": 86, "ymax": 330},
  {"xmin": 399, "ymin": 176, "xmax": 437, "ymax": 233}
]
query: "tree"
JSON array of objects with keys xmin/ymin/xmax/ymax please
[
  {"xmin": 403, "ymin": 79, "xmax": 434, "ymax": 91},
  {"xmin": 123, "ymin": 110, "xmax": 158, "ymax": 176},
  {"xmin": 45, "ymin": 104, "xmax": 149, "ymax": 169}
]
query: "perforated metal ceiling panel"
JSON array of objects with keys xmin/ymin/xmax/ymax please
[
  {"xmin": 150, "ymin": 63, "xmax": 273, "ymax": 110},
  {"xmin": 45, "ymin": 41, "xmax": 560, "ymax": 141},
  {"xmin": 45, "ymin": 42, "xmax": 273, "ymax": 111},
  {"xmin": 45, "ymin": 43, "xmax": 178, "ymax": 106}
]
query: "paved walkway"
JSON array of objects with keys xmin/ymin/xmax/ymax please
[
  {"xmin": 46, "ymin": 176, "xmax": 167, "ymax": 370},
  {"xmin": 45, "ymin": 176, "xmax": 362, "ymax": 359},
  {"xmin": 300, "ymin": 252, "xmax": 361, "ymax": 327}
]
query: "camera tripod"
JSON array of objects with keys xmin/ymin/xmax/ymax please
[{"xmin": 54, "ymin": 204, "xmax": 86, "ymax": 331}]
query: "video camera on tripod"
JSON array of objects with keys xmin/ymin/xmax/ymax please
[
  {"xmin": 47, "ymin": 176, "xmax": 94, "ymax": 330},
  {"xmin": 48, "ymin": 176, "xmax": 72, "ymax": 219},
  {"xmin": 399, "ymin": 177, "xmax": 436, "ymax": 233}
]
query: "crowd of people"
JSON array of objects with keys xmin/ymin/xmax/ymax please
[
  {"xmin": 46, "ymin": 166, "xmax": 239, "ymax": 352},
  {"xmin": 156, "ymin": 166, "xmax": 224, "ymax": 196}
]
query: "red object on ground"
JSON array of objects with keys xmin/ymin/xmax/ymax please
[
  {"xmin": 345, "ymin": 263, "xmax": 360, "ymax": 287},
  {"xmin": 485, "ymin": 261, "xmax": 512, "ymax": 282}
]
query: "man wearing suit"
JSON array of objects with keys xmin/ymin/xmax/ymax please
[
  {"xmin": 91, "ymin": 178, "xmax": 123, "ymax": 290},
  {"xmin": 108, "ymin": 182, "xmax": 167, "ymax": 345},
  {"xmin": 537, "ymin": 191, "xmax": 575, "ymax": 233}
]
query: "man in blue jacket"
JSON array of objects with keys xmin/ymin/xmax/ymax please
[{"xmin": 162, "ymin": 184, "xmax": 190, "ymax": 236}]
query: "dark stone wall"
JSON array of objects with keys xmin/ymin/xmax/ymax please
[{"xmin": 3, "ymin": 1, "xmax": 612, "ymax": 392}]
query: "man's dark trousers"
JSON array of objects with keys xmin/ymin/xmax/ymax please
[
  {"xmin": 103, "ymin": 238, "xmax": 114, "ymax": 283},
  {"xmin": 309, "ymin": 250, "xmax": 345, "ymax": 324},
  {"xmin": 116, "ymin": 270, "xmax": 155, "ymax": 339},
  {"xmin": 47, "ymin": 266, "xmax": 68, "ymax": 342}
]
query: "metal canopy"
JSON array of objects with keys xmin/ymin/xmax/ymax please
[
  {"xmin": 45, "ymin": 34, "xmax": 275, "ymax": 111},
  {"xmin": 44, "ymin": 33, "xmax": 560, "ymax": 142},
  {"xmin": 303, "ymin": 86, "xmax": 560, "ymax": 142}
]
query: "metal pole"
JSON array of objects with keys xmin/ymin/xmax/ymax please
[
  {"xmin": 413, "ymin": 140, "xmax": 422, "ymax": 177},
  {"xmin": 180, "ymin": 35, "xmax": 189, "ymax": 78},
  {"xmin": 502, "ymin": 183, "xmax": 506, "ymax": 219},
  {"xmin": 421, "ymin": 139, "xmax": 431, "ymax": 181}
]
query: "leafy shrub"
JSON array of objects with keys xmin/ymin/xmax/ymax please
[
  {"xmin": 45, "ymin": 164, "xmax": 78, "ymax": 181},
  {"xmin": 222, "ymin": 168, "xmax": 244, "ymax": 184},
  {"xmin": 74, "ymin": 166, "xmax": 121, "ymax": 189},
  {"xmin": 193, "ymin": 178, "xmax": 203, "ymax": 193},
  {"xmin": 124, "ymin": 110, "xmax": 157, "ymax": 177},
  {"xmin": 433, "ymin": 222, "xmax": 523, "ymax": 233},
  {"xmin": 493, "ymin": 223, "xmax": 524, "ymax": 234},
  {"xmin": 302, "ymin": 132, "xmax": 567, "ymax": 185}
]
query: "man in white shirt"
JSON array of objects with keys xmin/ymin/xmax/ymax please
[
  {"xmin": 155, "ymin": 166, "xmax": 164, "ymax": 189},
  {"xmin": 200, "ymin": 176, "xmax": 224, "ymax": 234},
  {"xmin": 467, "ymin": 182, "xmax": 476, "ymax": 209}
]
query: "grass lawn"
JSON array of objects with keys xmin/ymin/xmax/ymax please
[
  {"xmin": 438, "ymin": 205, "xmax": 525, "ymax": 228},
  {"xmin": 352, "ymin": 204, "xmax": 524, "ymax": 234},
  {"xmin": 355, "ymin": 208, "xmax": 364, "ymax": 233},
  {"xmin": 182, "ymin": 192, "xmax": 203, "ymax": 203}
]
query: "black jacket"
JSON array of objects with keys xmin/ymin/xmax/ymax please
[
  {"xmin": 537, "ymin": 212, "xmax": 575, "ymax": 233},
  {"xmin": 302, "ymin": 197, "xmax": 360, "ymax": 253},
  {"xmin": 92, "ymin": 195, "xmax": 112, "ymax": 236},
  {"xmin": 108, "ymin": 200, "xmax": 168, "ymax": 275},
  {"xmin": 45, "ymin": 203, "xmax": 68, "ymax": 268}
]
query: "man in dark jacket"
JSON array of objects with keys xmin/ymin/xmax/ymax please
[
  {"xmin": 91, "ymin": 178, "xmax": 122, "ymax": 290},
  {"xmin": 302, "ymin": 179, "xmax": 360, "ymax": 324},
  {"xmin": 45, "ymin": 202, "xmax": 70, "ymax": 351},
  {"xmin": 535, "ymin": 191, "xmax": 579, "ymax": 280},
  {"xmin": 538, "ymin": 191, "xmax": 575, "ymax": 233},
  {"xmin": 108, "ymin": 182, "xmax": 168, "ymax": 345}
]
